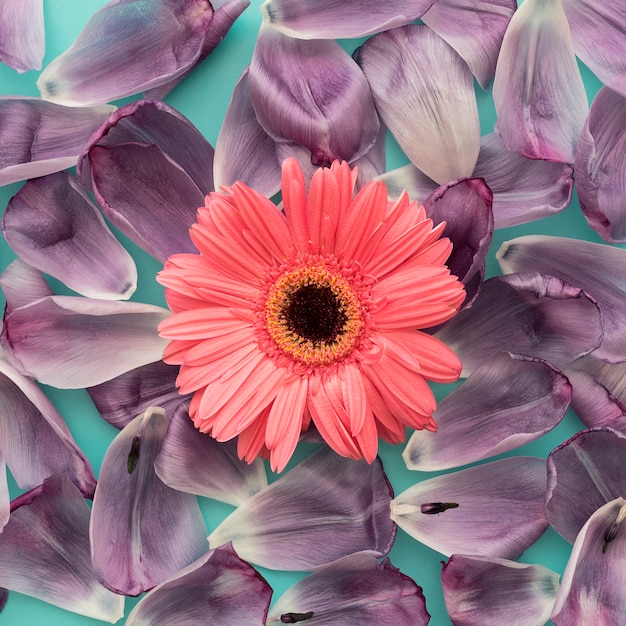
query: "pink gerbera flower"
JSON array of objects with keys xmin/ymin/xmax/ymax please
[{"xmin": 157, "ymin": 158, "xmax": 465, "ymax": 471}]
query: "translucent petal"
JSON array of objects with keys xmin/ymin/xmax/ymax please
[{"xmin": 0, "ymin": 0, "xmax": 44, "ymax": 72}]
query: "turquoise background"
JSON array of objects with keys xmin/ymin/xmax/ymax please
[{"xmin": 0, "ymin": 1, "xmax": 607, "ymax": 624}]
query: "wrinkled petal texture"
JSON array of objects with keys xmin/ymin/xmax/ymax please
[
  {"xmin": 0, "ymin": 0, "xmax": 44, "ymax": 72},
  {"xmin": 575, "ymin": 87, "xmax": 626, "ymax": 242},
  {"xmin": 208, "ymin": 447, "xmax": 395, "ymax": 570},
  {"xmin": 357, "ymin": 25, "xmax": 480, "ymax": 184},
  {"xmin": 493, "ymin": 0, "xmax": 588, "ymax": 162},
  {"xmin": 90, "ymin": 408, "xmax": 208, "ymax": 596},
  {"xmin": 391, "ymin": 456, "xmax": 549, "ymax": 558}
]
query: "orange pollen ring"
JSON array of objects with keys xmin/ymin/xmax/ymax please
[{"xmin": 263, "ymin": 264, "xmax": 365, "ymax": 367}]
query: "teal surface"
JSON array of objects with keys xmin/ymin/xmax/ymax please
[{"xmin": 0, "ymin": 2, "xmax": 606, "ymax": 625}]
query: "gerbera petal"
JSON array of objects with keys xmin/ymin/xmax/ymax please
[
  {"xmin": 2, "ymin": 296, "xmax": 169, "ymax": 388},
  {"xmin": 249, "ymin": 25, "xmax": 380, "ymax": 167},
  {"xmin": 2, "ymin": 171, "xmax": 137, "ymax": 300},
  {"xmin": 391, "ymin": 456, "xmax": 549, "ymax": 558},
  {"xmin": 0, "ymin": 0, "xmax": 44, "ymax": 72},
  {"xmin": 260, "ymin": 0, "xmax": 436, "ymax": 39},
  {"xmin": 214, "ymin": 68, "xmax": 281, "ymax": 197},
  {"xmin": 403, "ymin": 352, "xmax": 571, "ymax": 471},
  {"xmin": 37, "ymin": 0, "xmax": 214, "ymax": 106},
  {"xmin": 208, "ymin": 446, "xmax": 395, "ymax": 570},
  {"xmin": 435, "ymin": 272, "xmax": 603, "ymax": 376},
  {"xmin": 267, "ymin": 551, "xmax": 430, "ymax": 625},
  {"xmin": 125, "ymin": 543, "xmax": 272, "ymax": 626},
  {"xmin": 473, "ymin": 132, "xmax": 574, "ymax": 228},
  {"xmin": 575, "ymin": 87, "xmax": 626, "ymax": 242},
  {"xmin": 357, "ymin": 25, "xmax": 480, "ymax": 184},
  {"xmin": 155, "ymin": 401, "xmax": 268, "ymax": 505},
  {"xmin": 0, "ymin": 98, "xmax": 114, "ymax": 186},
  {"xmin": 90, "ymin": 407, "xmax": 208, "ymax": 596},
  {"xmin": 421, "ymin": 0, "xmax": 516, "ymax": 89},
  {"xmin": 551, "ymin": 497, "xmax": 626, "ymax": 625},
  {"xmin": 0, "ymin": 475, "xmax": 124, "ymax": 622},
  {"xmin": 492, "ymin": 0, "xmax": 588, "ymax": 162},
  {"xmin": 545, "ymin": 427, "xmax": 626, "ymax": 544},
  {"xmin": 442, "ymin": 554, "xmax": 559, "ymax": 626},
  {"xmin": 497, "ymin": 235, "xmax": 626, "ymax": 363}
]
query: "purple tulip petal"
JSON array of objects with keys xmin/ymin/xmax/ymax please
[
  {"xmin": 421, "ymin": 0, "xmax": 516, "ymax": 89},
  {"xmin": 88, "ymin": 360, "xmax": 184, "ymax": 430},
  {"xmin": 3, "ymin": 296, "xmax": 169, "ymax": 388},
  {"xmin": 442, "ymin": 554, "xmax": 559, "ymax": 626},
  {"xmin": 126, "ymin": 543, "xmax": 271, "ymax": 625},
  {"xmin": 378, "ymin": 163, "xmax": 439, "ymax": 203},
  {"xmin": 575, "ymin": 87, "xmax": 626, "ymax": 242},
  {"xmin": 214, "ymin": 68, "xmax": 281, "ymax": 197},
  {"xmin": 0, "ymin": 98, "xmax": 114, "ymax": 186},
  {"xmin": 249, "ymin": 26, "xmax": 380, "ymax": 167},
  {"xmin": 497, "ymin": 235, "xmax": 626, "ymax": 364},
  {"xmin": 423, "ymin": 177, "xmax": 493, "ymax": 306},
  {"xmin": 91, "ymin": 407, "xmax": 208, "ymax": 596},
  {"xmin": 260, "ymin": 0, "xmax": 436, "ymax": 39},
  {"xmin": 564, "ymin": 356, "xmax": 626, "ymax": 434},
  {"xmin": 0, "ymin": 259, "xmax": 53, "ymax": 313},
  {"xmin": 563, "ymin": 0, "xmax": 626, "ymax": 98},
  {"xmin": 208, "ymin": 446, "xmax": 395, "ymax": 570},
  {"xmin": 357, "ymin": 25, "xmax": 480, "ymax": 184},
  {"xmin": 546, "ymin": 427, "xmax": 626, "ymax": 544},
  {"xmin": 267, "ymin": 551, "xmax": 430, "ymax": 625},
  {"xmin": 474, "ymin": 133, "xmax": 574, "ymax": 228},
  {"xmin": 155, "ymin": 401, "xmax": 268, "ymax": 505},
  {"xmin": 492, "ymin": 0, "xmax": 588, "ymax": 162},
  {"xmin": 0, "ymin": 0, "xmax": 44, "ymax": 72},
  {"xmin": 37, "ymin": 0, "xmax": 215, "ymax": 106},
  {"xmin": 0, "ymin": 475, "xmax": 124, "ymax": 622},
  {"xmin": 435, "ymin": 272, "xmax": 603, "ymax": 376},
  {"xmin": 404, "ymin": 352, "xmax": 571, "ymax": 471},
  {"xmin": 3, "ymin": 172, "xmax": 137, "ymax": 300},
  {"xmin": 552, "ymin": 497, "xmax": 626, "ymax": 625},
  {"xmin": 391, "ymin": 456, "xmax": 549, "ymax": 558},
  {"xmin": 0, "ymin": 358, "xmax": 96, "ymax": 501}
]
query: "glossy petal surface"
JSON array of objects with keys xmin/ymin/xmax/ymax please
[
  {"xmin": 391, "ymin": 456, "xmax": 549, "ymax": 558},
  {"xmin": 0, "ymin": 0, "xmax": 44, "ymax": 72},
  {"xmin": 90, "ymin": 408, "xmax": 208, "ymax": 596},
  {"xmin": 209, "ymin": 447, "xmax": 395, "ymax": 570}
]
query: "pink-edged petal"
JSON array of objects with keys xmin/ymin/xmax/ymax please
[
  {"xmin": 435, "ymin": 272, "xmax": 603, "ymax": 376},
  {"xmin": 155, "ymin": 401, "xmax": 268, "ymax": 506},
  {"xmin": 214, "ymin": 68, "xmax": 281, "ymax": 197},
  {"xmin": 497, "ymin": 235, "xmax": 626, "ymax": 363},
  {"xmin": 391, "ymin": 456, "xmax": 549, "ymax": 558},
  {"xmin": 423, "ymin": 177, "xmax": 493, "ymax": 306},
  {"xmin": 0, "ymin": 475, "xmax": 124, "ymax": 622},
  {"xmin": 3, "ymin": 296, "xmax": 169, "ymax": 388},
  {"xmin": 552, "ymin": 497, "xmax": 626, "ymax": 625},
  {"xmin": 0, "ymin": 358, "xmax": 96, "ymax": 500},
  {"xmin": 90, "ymin": 407, "xmax": 208, "ymax": 596},
  {"xmin": 267, "ymin": 551, "xmax": 430, "ymax": 625},
  {"xmin": 442, "ymin": 554, "xmax": 559, "ymax": 626},
  {"xmin": 0, "ymin": 259, "xmax": 53, "ymax": 313},
  {"xmin": 261, "ymin": 0, "xmax": 436, "ymax": 39},
  {"xmin": 562, "ymin": 0, "xmax": 626, "ymax": 98},
  {"xmin": 126, "ymin": 543, "xmax": 271, "ymax": 626},
  {"xmin": 404, "ymin": 352, "xmax": 571, "ymax": 471},
  {"xmin": 249, "ymin": 25, "xmax": 380, "ymax": 167},
  {"xmin": 421, "ymin": 0, "xmax": 516, "ymax": 89},
  {"xmin": 208, "ymin": 446, "xmax": 395, "ymax": 570},
  {"xmin": 492, "ymin": 0, "xmax": 588, "ymax": 162},
  {"xmin": 474, "ymin": 132, "xmax": 574, "ymax": 228},
  {"xmin": 575, "ymin": 87, "xmax": 626, "ymax": 242},
  {"xmin": 546, "ymin": 427, "xmax": 626, "ymax": 544},
  {"xmin": 37, "ymin": 0, "xmax": 214, "ymax": 106},
  {"xmin": 357, "ymin": 25, "xmax": 480, "ymax": 185},
  {"xmin": 0, "ymin": 98, "xmax": 114, "ymax": 186},
  {"xmin": 0, "ymin": 456, "xmax": 8, "ymax": 530},
  {"xmin": 3, "ymin": 171, "xmax": 137, "ymax": 300},
  {"xmin": 0, "ymin": 0, "xmax": 44, "ymax": 72}
]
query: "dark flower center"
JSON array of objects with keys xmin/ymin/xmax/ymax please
[{"xmin": 284, "ymin": 285, "xmax": 347, "ymax": 344}]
